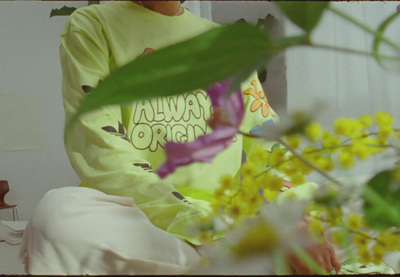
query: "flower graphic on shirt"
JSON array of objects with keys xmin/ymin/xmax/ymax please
[{"xmin": 244, "ymin": 80, "xmax": 275, "ymax": 118}]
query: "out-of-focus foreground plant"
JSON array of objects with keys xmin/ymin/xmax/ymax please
[{"xmin": 67, "ymin": 2, "xmax": 400, "ymax": 274}]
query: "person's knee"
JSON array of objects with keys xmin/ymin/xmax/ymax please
[{"xmin": 29, "ymin": 187, "xmax": 88, "ymax": 233}]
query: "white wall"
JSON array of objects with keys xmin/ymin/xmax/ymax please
[
  {"xmin": 0, "ymin": 1, "xmax": 86, "ymax": 221},
  {"xmin": 285, "ymin": 2, "xmax": 400, "ymax": 181}
]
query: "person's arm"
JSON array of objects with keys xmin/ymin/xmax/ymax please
[
  {"xmin": 288, "ymin": 217, "xmax": 341, "ymax": 274},
  {"xmin": 60, "ymin": 9, "xmax": 207, "ymax": 245}
]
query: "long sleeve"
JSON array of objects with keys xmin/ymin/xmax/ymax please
[{"xmin": 60, "ymin": 11, "xmax": 208, "ymax": 245}]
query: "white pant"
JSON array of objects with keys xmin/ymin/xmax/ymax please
[{"xmin": 19, "ymin": 187, "xmax": 201, "ymax": 275}]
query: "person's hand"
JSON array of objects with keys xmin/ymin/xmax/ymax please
[{"xmin": 288, "ymin": 238, "xmax": 341, "ymax": 275}]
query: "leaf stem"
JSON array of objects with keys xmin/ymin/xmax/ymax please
[
  {"xmin": 307, "ymin": 43, "xmax": 400, "ymax": 61},
  {"xmin": 328, "ymin": 6, "xmax": 400, "ymax": 53}
]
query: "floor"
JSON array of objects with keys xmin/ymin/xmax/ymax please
[{"xmin": 0, "ymin": 242, "xmax": 26, "ymax": 274}]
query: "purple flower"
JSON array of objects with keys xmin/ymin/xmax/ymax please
[{"xmin": 157, "ymin": 79, "xmax": 244, "ymax": 178}]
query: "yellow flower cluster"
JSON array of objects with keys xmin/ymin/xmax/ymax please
[
  {"xmin": 354, "ymin": 231, "xmax": 400, "ymax": 265},
  {"xmin": 337, "ymin": 213, "xmax": 400, "ymax": 265},
  {"xmin": 200, "ymin": 110, "xmax": 399, "ymax": 264},
  {"xmin": 211, "ymin": 111, "xmax": 396, "ymax": 226},
  {"xmin": 210, "ymin": 146, "xmax": 290, "ymax": 222},
  {"xmin": 333, "ymin": 118, "xmax": 363, "ymax": 137},
  {"xmin": 283, "ymin": 111, "xmax": 395, "ymax": 172}
]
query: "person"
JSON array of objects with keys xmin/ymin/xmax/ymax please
[{"xmin": 19, "ymin": 1, "xmax": 341, "ymax": 275}]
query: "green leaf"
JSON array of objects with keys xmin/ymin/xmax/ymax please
[
  {"xmin": 372, "ymin": 10, "xmax": 400, "ymax": 67},
  {"xmin": 69, "ymin": 24, "xmax": 293, "ymax": 128},
  {"xmin": 230, "ymin": 35, "xmax": 306, "ymax": 94},
  {"xmin": 275, "ymin": 1, "xmax": 329, "ymax": 33},
  {"xmin": 363, "ymin": 170, "xmax": 400, "ymax": 229},
  {"xmin": 271, "ymin": 143, "xmax": 281, "ymax": 152},
  {"xmin": 50, "ymin": 6, "xmax": 76, "ymax": 18}
]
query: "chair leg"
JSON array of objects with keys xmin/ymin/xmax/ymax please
[{"xmin": 12, "ymin": 207, "xmax": 20, "ymax": 221}]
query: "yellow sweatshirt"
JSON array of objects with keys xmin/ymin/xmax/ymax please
[{"xmin": 61, "ymin": 1, "xmax": 278, "ymax": 245}]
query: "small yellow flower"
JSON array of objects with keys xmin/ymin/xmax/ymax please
[
  {"xmin": 211, "ymin": 201, "xmax": 224, "ymax": 214},
  {"xmin": 241, "ymin": 163, "xmax": 258, "ymax": 178},
  {"xmin": 315, "ymin": 156, "xmax": 334, "ymax": 171},
  {"xmin": 327, "ymin": 207, "xmax": 343, "ymax": 224},
  {"xmin": 347, "ymin": 214, "xmax": 363, "ymax": 231},
  {"xmin": 219, "ymin": 174, "xmax": 235, "ymax": 190},
  {"xmin": 257, "ymin": 173, "xmax": 283, "ymax": 191},
  {"xmin": 248, "ymin": 147, "xmax": 269, "ymax": 166},
  {"xmin": 267, "ymin": 148, "xmax": 286, "ymax": 167},
  {"xmin": 308, "ymin": 219, "xmax": 325, "ymax": 242},
  {"xmin": 377, "ymin": 125, "xmax": 394, "ymax": 144},
  {"xmin": 288, "ymin": 158, "xmax": 313, "ymax": 175},
  {"xmin": 377, "ymin": 232, "xmax": 400, "ymax": 251},
  {"xmin": 358, "ymin": 114, "xmax": 373, "ymax": 128},
  {"xmin": 286, "ymin": 134, "xmax": 302, "ymax": 149},
  {"xmin": 227, "ymin": 197, "xmax": 244, "ymax": 220},
  {"xmin": 350, "ymin": 141, "xmax": 371, "ymax": 160},
  {"xmin": 358, "ymin": 245, "xmax": 372, "ymax": 264},
  {"xmin": 289, "ymin": 173, "xmax": 306, "ymax": 186},
  {"xmin": 214, "ymin": 187, "xmax": 225, "ymax": 198},
  {"xmin": 263, "ymin": 189, "xmax": 280, "ymax": 201},
  {"xmin": 246, "ymin": 194, "xmax": 263, "ymax": 215},
  {"xmin": 338, "ymin": 151, "xmax": 355, "ymax": 168},
  {"xmin": 372, "ymin": 243, "xmax": 386, "ymax": 265},
  {"xmin": 305, "ymin": 122, "xmax": 322, "ymax": 142},
  {"xmin": 321, "ymin": 131, "xmax": 341, "ymax": 149},
  {"xmin": 375, "ymin": 111, "xmax": 394, "ymax": 127},
  {"xmin": 333, "ymin": 118, "xmax": 363, "ymax": 137},
  {"xmin": 332, "ymin": 229, "xmax": 347, "ymax": 246},
  {"xmin": 353, "ymin": 232, "xmax": 370, "ymax": 248}
]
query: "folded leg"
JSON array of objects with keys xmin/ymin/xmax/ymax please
[{"xmin": 19, "ymin": 187, "xmax": 200, "ymax": 275}]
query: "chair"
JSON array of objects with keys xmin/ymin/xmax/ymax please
[{"xmin": 0, "ymin": 180, "xmax": 19, "ymax": 221}]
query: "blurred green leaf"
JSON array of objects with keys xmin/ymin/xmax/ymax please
[
  {"xmin": 372, "ymin": 10, "xmax": 400, "ymax": 67},
  {"xmin": 363, "ymin": 170, "xmax": 400, "ymax": 229},
  {"xmin": 230, "ymin": 35, "xmax": 306, "ymax": 93},
  {"xmin": 69, "ymin": 24, "xmax": 305, "ymax": 128},
  {"xmin": 275, "ymin": 1, "xmax": 329, "ymax": 33},
  {"xmin": 50, "ymin": 6, "xmax": 76, "ymax": 18},
  {"xmin": 271, "ymin": 143, "xmax": 281, "ymax": 152}
]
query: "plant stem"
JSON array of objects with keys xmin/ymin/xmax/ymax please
[
  {"xmin": 310, "ymin": 215, "xmax": 384, "ymax": 244},
  {"xmin": 277, "ymin": 138, "xmax": 343, "ymax": 187},
  {"xmin": 307, "ymin": 43, "xmax": 400, "ymax": 61},
  {"xmin": 328, "ymin": 6, "xmax": 400, "ymax": 53}
]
